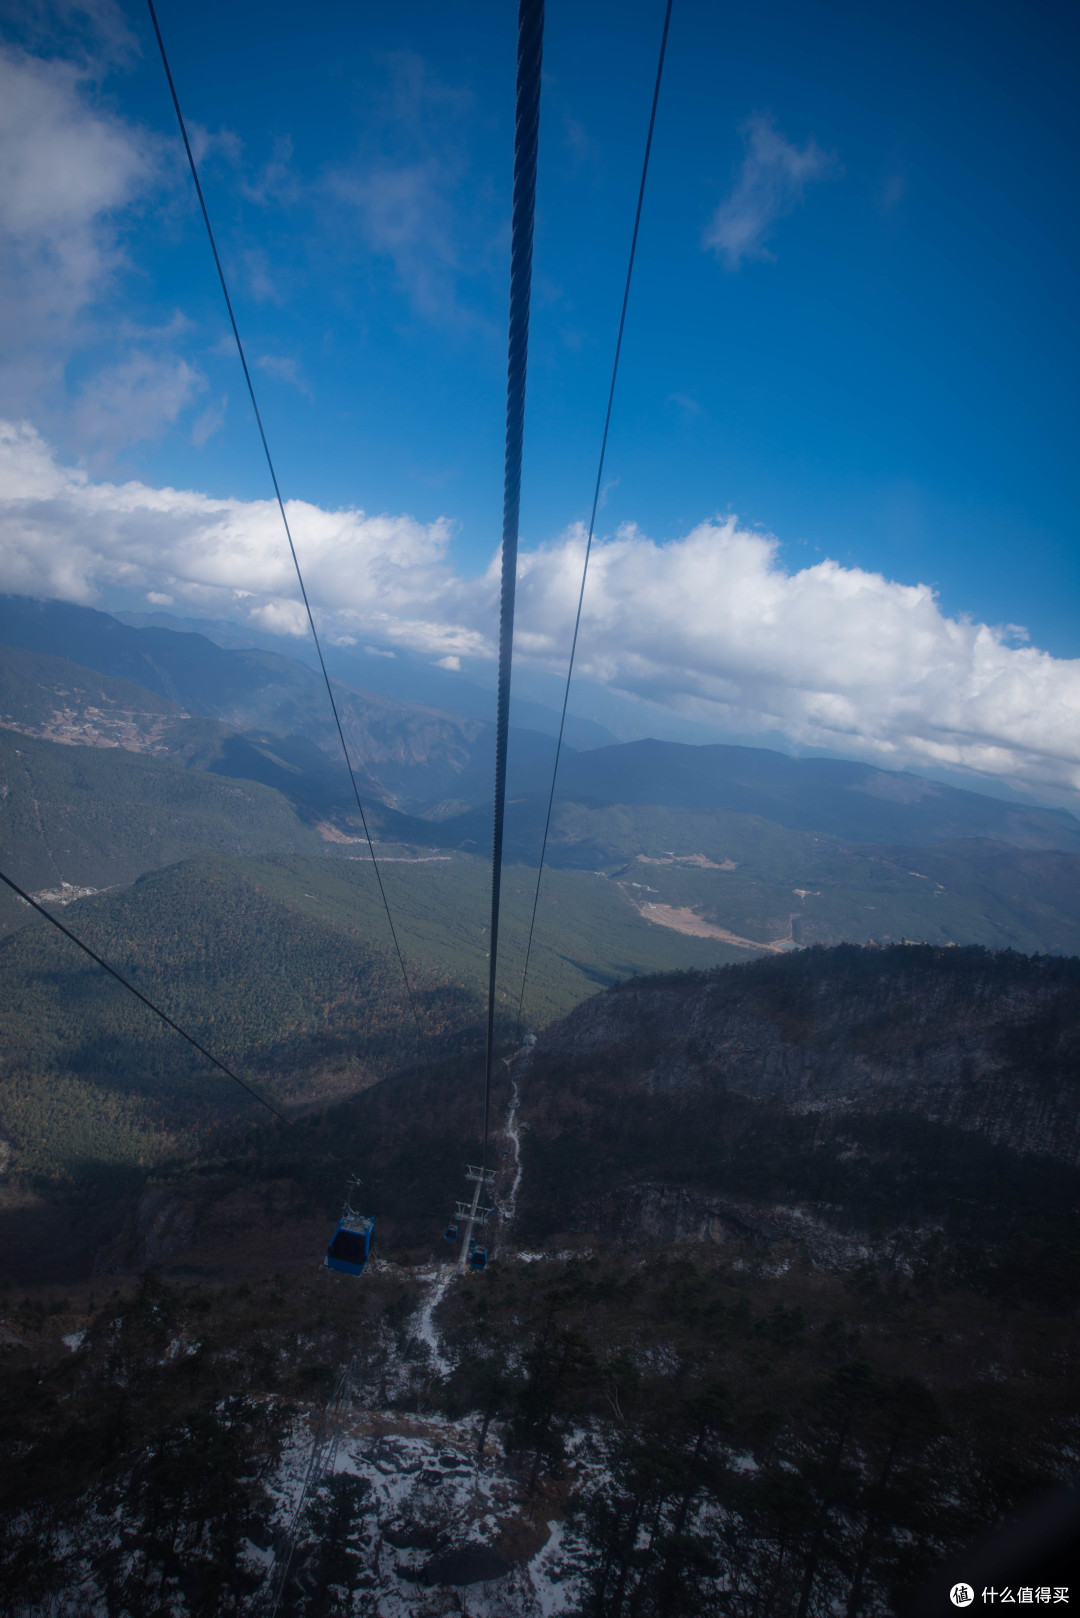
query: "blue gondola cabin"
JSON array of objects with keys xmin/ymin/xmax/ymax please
[
  {"xmin": 325, "ymin": 1212, "xmax": 374, "ymax": 1277},
  {"xmin": 469, "ymin": 1246, "xmax": 488, "ymax": 1272},
  {"xmin": 444, "ymin": 1222, "xmax": 459, "ymax": 1242}
]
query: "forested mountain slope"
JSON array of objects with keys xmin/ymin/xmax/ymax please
[
  {"xmin": 0, "ymin": 641, "xmax": 183, "ymax": 746},
  {"xmin": 0, "ymin": 640, "xmax": 358, "ymax": 810},
  {"xmin": 0, "ymin": 851, "xmax": 748, "ymax": 1203},
  {"xmin": 532, "ymin": 944, "xmax": 1080, "ymax": 1167},
  {"xmin": 3, "ymin": 944, "xmax": 1077, "ymax": 1617},
  {"xmin": 480, "ymin": 797, "xmax": 1080, "ymax": 954},
  {"xmin": 0, "ymin": 728, "xmax": 327, "ymax": 927}
]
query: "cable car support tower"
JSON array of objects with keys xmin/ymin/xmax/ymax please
[{"xmin": 455, "ymin": 1164, "xmax": 495, "ymax": 1274}]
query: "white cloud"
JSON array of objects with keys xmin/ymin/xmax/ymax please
[
  {"xmin": 0, "ymin": 45, "xmax": 155, "ymax": 403},
  {"xmin": 238, "ymin": 135, "xmax": 299, "ymax": 208},
  {"xmin": 243, "ymin": 249, "xmax": 283, "ymax": 305},
  {"xmin": 192, "ymin": 395, "xmax": 227, "ymax": 447},
  {"xmin": 256, "ymin": 354, "xmax": 312, "ymax": 398},
  {"xmin": 324, "ymin": 53, "xmax": 489, "ymax": 326},
  {"xmin": 247, "ymin": 598, "xmax": 309, "ymax": 637},
  {"xmin": 0, "ymin": 416, "xmax": 471, "ymax": 636},
  {"xmin": 72, "ymin": 353, "xmax": 206, "ymax": 452},
  {"xmin": 3, "ymin": 418, "xmax": 1080, "ymax": 802},
  {"xmin": 328, "ymin": 160, "xmax": 462, "ymax": 321},
  {"xmin": 12, "ymin": 0, "xmax": 137, "ymax": 68},
  {"xmin": 704, "ymin": 114, "xmax": 837, "ymax": 268},
  {"xmin": 0, "ymin": 35, "xmax": 221, "ymax": 459}
]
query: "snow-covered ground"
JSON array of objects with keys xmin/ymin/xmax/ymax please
[
  {"xmin": 410, "ymin": 1263, "xmax": 454, "ymax": 1379},
  {"xmin": 244, "ymin": 1037, "xmax": 607, "ymax": 1614},
  {"xmin": 502, "ymin": 1073, "xmax": 525, "ymax": 1237},
  {"xmin": 250, "ymin": 1407, "xmax": 598, "ymax": 1615}
]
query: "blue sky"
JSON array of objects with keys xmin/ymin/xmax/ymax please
[{"xmin": 1, "ymin": 0, "xmax": 1078, "ymax": 800}]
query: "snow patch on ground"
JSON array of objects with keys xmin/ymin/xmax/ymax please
[
  {"xmin": 528, "ymin": 1516, "xmax": 593, "ymax": 1616},
  {"xmin": 504, "ymin": 1072, "xmax": 526, "ymax": 1234},
  {"xmin": 728, "ymin": 1450, "xmax": 760, "ymax": 1473},
  {"xmin": 410, "ymin": 1264, "xmax": 453, "ymax": 1378},
  {"xmin": 253, "ymin": 1411, "xmax": 593, "ymax": 1614}
]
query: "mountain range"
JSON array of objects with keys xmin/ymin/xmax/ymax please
[
  {"xmin": 6, "ymin": 591, "xmax": 1079, "ymax": 844},
  {"xmin": 4, "ymin": 593, "xmax": 1080, "ymax": 961},
  {"xmin": 2, "ymin": 596, "xmax": 1078, "ymax": 1618}
]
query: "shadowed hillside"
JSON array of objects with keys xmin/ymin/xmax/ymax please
[{"xmin": 2, "ymin": 945, "xmax": 1077, "ymax": 1616}]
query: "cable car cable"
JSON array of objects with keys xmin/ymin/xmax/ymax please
[
  {"xmin": 145, "ymin": 0, "xmax": 425, "ymax": 1047},
  {"xmin": 516, "ymin": 0, "xmax": 673, "ymax": 1030},
  {"xmin": 482, "ymin": 0, "xmax": 545, "ymax": 1176},
  {"xmin": 0, "ymin": 867, "xmax": 290, "ymax": 1125}
]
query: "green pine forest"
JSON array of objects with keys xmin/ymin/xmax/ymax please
[{"xmin": 0, "ymin": 850, "xmax": 749, "ymax": 1192}]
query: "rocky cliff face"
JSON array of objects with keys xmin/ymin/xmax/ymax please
[{"xmin": 533, "ymin": 944, "xmax": 1080, "ymax": 1165}]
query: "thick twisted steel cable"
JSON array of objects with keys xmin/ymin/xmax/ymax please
[
  {"xmin": 516, "ymin": 0, "xmax": 674, "ymax": 1031},
  {"xmin": 482, "ymin": 0, "xmax": 545, "ymax": 1175},
  {"xmin": 0, "ymin": 868, "xmax": 290, "ymax": 1124},
  {"xmin": 146, "ymin": 0, "xmax": 425, "ymax": 1046}
]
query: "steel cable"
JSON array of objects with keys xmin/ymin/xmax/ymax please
[
  {"xmin": 0, "ymin": 868, "xmax": 290, "ymax": 1124},
  {"xmin": 516, "ymin": 0, "xmax": 674, "ymax": 1031},
  {"xmin": 146, "ymin": 0, "xmax": 425, "ymax": 1046},
  {"xmin": 482, "ymin": 0, "xmax": 545, "ymax": 1175}
]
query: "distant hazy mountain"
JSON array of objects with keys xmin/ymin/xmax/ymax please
[
  {"xmin": 6, "ymin": 594, "xmax": 1080, "ymax": 958},
  {"xmin": 544, "ymin": 737, "xmax": 1080, "ymax": 851},
  {"xmin": 112, "ymin": 605, "xmax": 617, "ymax": 749},
  {"xmin": 0, "ymin": 596, "xmax": 571, "ymax": 815},
  {"xmin": 9, "ymin": 596, "xmax": 1077, "ymax": 853},
  {"xmin": 402, "ymin": 744, "xmax": 1080, "ymax": 868}
]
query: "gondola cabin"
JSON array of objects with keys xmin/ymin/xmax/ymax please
[
  {"xmin": 444, "ymin": 1222, "xmax": 459, "ymax": 1242},
  {"xmin": 325, "ymin": 1212, "xmax": 374, "ymax": 1277},
  {"xmin": 469, "ymin": 1246, "xmax": 488, "ymax": 1272}
]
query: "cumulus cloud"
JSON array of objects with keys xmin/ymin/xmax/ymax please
[
  {"xmin": 0, "ymin": 33, "xmax": 217, "ymax": 457},
  {"xmin": 704, "ymin": 114, "xmax": 837, "ymax": 267},
  {"xmin": 0, "ymin": 418, "xmax": 475, "ymax": 649},
  {"xmin": 3, "ymin": 419, "xmax": 1080, "ymax": 801},
  {"xmin": 513, "ymin": 523, "xmax": 1080, "ymax": 796}
]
